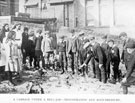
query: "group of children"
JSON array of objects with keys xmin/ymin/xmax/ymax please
[
  {"xmin": 80, "ymin": 32, "xmax": 135, "ymax": 94},
  {"xmin": 1, "ymin": 23, "xmax": 135, "ymax": 94},
  {"xmin": 56, "ymin": 31, "xmax": 135, "ymax": 94}
]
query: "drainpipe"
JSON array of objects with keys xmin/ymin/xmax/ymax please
[
  {"xmin": 85, "ymin": 0, "xmax": 87, "ymax": 26},
  {"xmin": 98, "ymin": 0, "xmax": 101, "ymax": 26},
  {"xmin": 113, "ymin": 0, "xmax": 115, "ymax": 26},
  {"xmin": 67, "ymin": 4, "xmax": 69, "ymax": 27},
  {"xmin": 54, "ymin": 7, "xmax": 55, "ymax": 18},
  {"xmin": 63, "ymin": 3, "xmax": 66, "ymax": 26}
]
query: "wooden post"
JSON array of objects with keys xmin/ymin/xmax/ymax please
[
  {"xmin": 0, "ymin": 5, "xmax": 1, "ymax": 16},
  {"xmin": 113, "ymin": 0, "xmax": 115, "ymax": 26},
  {"xmin": 67, "ymin": 4, "xmax": 69, "ymax": 27}
]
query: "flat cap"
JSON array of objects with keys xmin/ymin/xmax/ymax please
[
  {"xmin": 29, "ymin": 31, "xmax": 35, "ymax": 36},
  {"xmin": 70, "ymin": 29, "xmax": 75, "ymax": 33},
  {"xmin": 44, "ymin": 31, "xmax": 50, "ymax": 34},
  {"xmin": 24, "ymin": 27, "xmax": 29, "ymax": 31},
  {"xmin": 89, "ymin": 36, "xmax": 95, "ymax": 40},
  {"xmin": 119, "ymin": 32, "xmax": 127, "ymax": 38},
  {"xmin": 126, "ymin": 42, "xmax": 135, "ymax": 49},
  {"xmin": 108, "ymin": 39, "xmax": 114, "ymax": 43},
  {"xmin": 102, "ymin": 35, "xmax": 107, "ymax": 39},
  {"xmin": 78, "ymin": 31, "xmax": 85, "ymax": 36},
  {"xmin": 36, "ymin": 29, "xmax": 42, "ymax": 33},
  {"xmin": 83, "ymin": 42, "xmax": 91, "ymax": 49},
  {"xmin": 59, "ymin": 35, "xmax": 66, "ymax": 39},
  {"xmin": 84, "ymin": 38, "xmax": 90, "ymax": 43}
]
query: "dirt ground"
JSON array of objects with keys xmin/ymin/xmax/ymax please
[{"xmin": 0, "ymin": 63, "xmax": 135, "ymax": 94}]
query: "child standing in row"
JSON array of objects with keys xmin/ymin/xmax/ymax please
[
  {"xmin": 35, "ymin": 29, "xmax": 45, "ymax": 69},
  {"xmin": 57, "ymin": 36, "xmax": 67, "ymax": 74}
]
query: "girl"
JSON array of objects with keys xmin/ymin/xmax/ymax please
[
  {"xmin": 4, "ymin": 31, "xmax": 17, "ymax": 86},
  {"xmin": 12, "ymin": 24, "xmax": 22, "ymax": 76},
  {"xmin": 0, "ymin": 24, "xmax": 9, "ymax": 82}
]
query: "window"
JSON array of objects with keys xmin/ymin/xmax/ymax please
[
  {"xmin": 25, "ymin": 0, "xmax": 28, "ymax": 3},
  {"xmin": 86, "ymin": 0, "xmax": 95, "ymax": 26},
  {"xmin": 0, "ymin": 6, "xmax": 7, "ymax": 16},
  {"xmin": 0, "ymin": 0, "xmax": 6, "ymax": 2}
]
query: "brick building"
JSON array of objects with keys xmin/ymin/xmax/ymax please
[
  {"xmin": 18, "ymin": 0, "xmax": 135, "ymax": 37},
  {"xmin": 48, "ymin": 0, "xmax": 135, "ymax": 37},
  {"xmin": 0, "ymin": 0, "xmax": 19, "ymax": 16}
]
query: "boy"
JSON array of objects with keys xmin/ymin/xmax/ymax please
[
  {"xmin": 57, "ymin": 36, "xmax": 67, "ymax": 74},
  {"xmin": 119, "ymin": 32, "xmax": 135, "ymax": 70},
  {"xmin": 27, "ymin": 31, "xmax": 36, "ymax": 68},
  {"xmin": 21, "ymin": 27, "xmax": 29, "ymax": 65},
  {"xmin": 121, "ymin": 41, "xmax": 135, "ymax": 94},
  {"xmin": 107, "ymin": 40, "xmax": 121, "ymax": 84},
  {"xmin": 81, "ymin": 37, "xmax": 107, "ymax": 83},
  {"xmin": 41, "ymin": 31, "xmax": 53, "ymax": 69},
  {"xmin": 101, "ymin": 35, "xmax": 111, "ymax": 80},
  {"xmin": 35, "ymin": 29, "xmax": 45, "ymax": 69}
]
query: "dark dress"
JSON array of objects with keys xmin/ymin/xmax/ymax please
[
  {"xmin": 27, "ymin": 38, "xmax": 36, "ymax": 67},
  {"xmin": 21, "ymin": 32, "xmax": 29, "ymax": 64}
]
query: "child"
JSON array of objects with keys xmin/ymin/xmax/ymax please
[
  {"xmin": 27, "ymin": 31, "xmax": 36, "ymax": 68},
  {"xmin": 35, "ymin": 29, "xmax": 44, "ymax": 69},
  {"xmin": 41, "ymin": 31, "xmax": 53, "ymax": 69},
  {"xmin": 21, "ymin": 27, "xmax": 29, "ymax": 65},
  {"xmin": 121, "ymin": 41, "xmax": 135, "ymax": 94},
  {"xmin": 57, "ymin": 36, "xmax": 67, "ymax": 74},
  {"xmin": 107, "ymin": 40, "xmax": 121, "ymax": 84},
  {"xmin": 4, "ymin": 31, "xmax": 17, "ymax": 86},
  {"xmin": 0, "ymin": 42, "xmax": 6, "ymax": 82},
  {"xmin": 81, "ymin": 37, "xmax": 107, "ymax": 83}
]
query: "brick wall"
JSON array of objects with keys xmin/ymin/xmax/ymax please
[
  {"xmin": 68, "ymin": 3, "xmax": 74, "ymax": 28},
  {"xmin": 45, "ymin": 0, "xmax": 87, "ymax": 29},
  {"xmin": 14, "ymin": 0, "xmax": 19, "ymax": 14},
  {"xmin": 0, "ymin": 0, "xmax": 10, "ymax": 16},
  {"xmin": 74, "ymin": 0, "xmax": 86, "ymax": 28},
  {"xmin": 19, "ymin": 0, "xmax": 25, "ymax": 13},
  {"xmin": 0, "ymin": 0, "xmax": 19, "ymax": 16},
  {"xmin": 51, "ymin": 5, "xmax": 64, "ymax": 29}
]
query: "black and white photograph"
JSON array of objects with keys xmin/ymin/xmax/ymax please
[{"xmin": 0, "ymin": 0, "xmax": 135, "ymax": 102}]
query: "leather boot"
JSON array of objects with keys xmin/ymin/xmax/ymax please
[
  {"xmin": 123, "ymin": 86, "xmax": 128, "ymax": 94},
  {"xmin": 7, "ymin": 71, "xmax": 16, "ymax": 86}
]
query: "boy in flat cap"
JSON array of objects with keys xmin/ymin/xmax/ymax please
[
  {"xmin": 57, "ymin": 36, "xmax": 67, "ymax": 74},
  {"xmin": 82, "ymin": 36, "xmax": 96, "ymax": 78},
  {"xmin": 119, "ymin": 32, "xmax": 135, "ymax": 70},
  {"xmin": 27, "ymin": 31, "xmax": 36, "ymax": 68},
  {"xmin": 81, "ymin": 37, "xmax": 107, "ymax": 83},
  {"xmin": 121, "ymin": 41, "xmax": 135, "ymax": 94},
  {"xmin": 107, "ymin": 40, "xmax": 121, "ymax": 84},
  {"xmin": 41, "ymin": 31, "xmax": 53, "ymax": 69},
  {"xmin": 66, "ymin": 29, "xmax": 78, "ymax": 75},
  {"xmin": 101, "ymin": 35, "xmax": 111, "ymax": 80},
  {"xmin": 77, "ymin": 31, "xmax": 89, "ymax": 76},
  {"xmin": 35, "ymin": 29, "xmax": 45, "ymax": 69}
]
